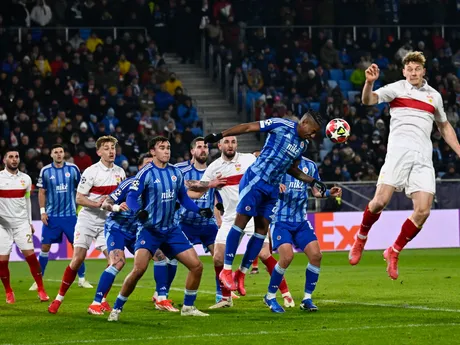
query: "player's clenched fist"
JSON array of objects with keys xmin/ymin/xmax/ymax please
[{"xmin": 365, "ymin": 63, "xmax": 380, "ymax": 83}]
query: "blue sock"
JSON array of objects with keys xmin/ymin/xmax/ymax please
[
  {"xmin": 113, "ymin": 293, "xmax": 128, "ymax": 310},
  {"xmin": 154, "ymin": 259, "xmax": 168, "ymax": 298},
  {"xmin": 94, "ymin": 266, "xmax": 119, "ymax": 303},
  {"xmin": 77, "ymin": 262, "xmax": 86, "ymax": 279},
  {"xmin": 183, "ymin": 289, "xmax": 197, "ymax": 306},
  {"xmin": 166, "ymin": 259, "xmax": 178, "ymax": 296},
  {"xmin": 240, "ymin": 233, "xmax": 266, "ymax": 272},
  {"xmin": 305, "ymin": 263, "xmax": 320, "ymax": 295},
  {"xmin": 215, "ymin": 275, "xmax": 222, "ymax": 297},
  {"xmin": 38, "ymin": 251, "xmax": 49, "ymax": 276},
  {"xmin": 223, "ymin": 225, "xmax": 244, "ymax": 269},
  {"xmin": 268, "ymin": 263, "xmax": 286, "ymax": 295}
]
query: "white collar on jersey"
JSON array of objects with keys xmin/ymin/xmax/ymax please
[
  {"xmin": 97, "ymin": 160, "xmax": 115, "ymax": 171},
  {"xmin": 221, "ymin": 152, "xmax": 239, "ymax": 164},
  {"xmin": 2, "ymin": 169, "xmax": 20, "ymax": 177},
  {"xmin": 405, "ymin": 79, "xmax": 428, "ymax": 91}
]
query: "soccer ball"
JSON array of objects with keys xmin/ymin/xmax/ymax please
[{"xmin": 325, "ymin": 118, "xmax": 351, "ymax": 144}]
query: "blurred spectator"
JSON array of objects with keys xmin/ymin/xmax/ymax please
[
  {"xmin": 165, "ymin": 72, "xmax": 184, "ymax": 96},
  {"xmin": 73, "ymin": 147, "xmax": 92, "ymax": 172},
  {"xmin": 30, "ymin": 0, "xmax": 52, "ymax": 27}
]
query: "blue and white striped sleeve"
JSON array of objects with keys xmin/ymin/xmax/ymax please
[{"xmin": 259, "ymin": 118, "xmax": 295, "ymax": 133}]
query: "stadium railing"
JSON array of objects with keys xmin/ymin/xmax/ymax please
[{"xmin": 27, "ymin": 179, "xmax": 460, "ymax": 220}]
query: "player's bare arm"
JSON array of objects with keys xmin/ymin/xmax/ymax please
[
  {"xmin": 186, "ymin": 173, "xmax": 227, "ymax": 192},
  {"xmin": 38, "ymin": 188, "xmax": 48, "ymax": 226},
  {"xmin": 101, "ymin": 197, "xmax": 129, "ymax": 212},
  {"xmin": 204, "ymin": 122, "xmax": 261, "ymax": 143},
  {"xmin": 437, "ymin": 121, "xmax": 460, "ymax": 157},
  {"xmin": 362, "ymin": 63, "xmax": 380, "ymax": 105},
  {"xmin": 287, "ymin": 160, "xmax": 327, "ymax": 195},
  {"xmin": 76, "ymin": 192, "xmax": 106, "ymax": 209}
]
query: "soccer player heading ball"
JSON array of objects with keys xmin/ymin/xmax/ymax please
[{"xmin": 349, "ymin": 51, "xmax": 460, "ymax": 279}]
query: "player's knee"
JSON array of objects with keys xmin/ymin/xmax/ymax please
[
  {"xmin": 190, "ymin": 259, "xmax": 203, "ymax": 276},
  {"xmin": 41, "ymin": 244, "xmax": 51, "ymax": 253},
  {"xmin": 279, "ymin": 254, "xmax": 293, "ymax": 268},
  {"xmin": 414, "ymin": 208, "xmax": 430, "ymax": 222},
  {"xmin": 113, "ymin": 259, "xmax": 126, "ymax": 271},
  {"xmin": 213, "ymin": 255, "xmax": 224, "ymax": 267},
  {"xmin": 370, "ymin": 198, "xmax": 387, "ymax": 213},
  {"xmin": 309, "ymin": 251, "xmax": 322, "ymax": 266}
]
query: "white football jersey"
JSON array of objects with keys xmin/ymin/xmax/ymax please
[
  {"xmin": 0, "ymin": 170, "xmax": 32, "ymax": 228},
  {"xmin": 201, "ymin": 152, "xmax": 256, "ymax": 224},
  {"xmin": 374, "ymin": 79, "xmax": 447, "ymax": 158},
  {"xmin": 76, "ymin": 161, "xmax": 125, "ymax": 227}
]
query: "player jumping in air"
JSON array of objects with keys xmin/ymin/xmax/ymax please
[
  {"xmin": 187, "ymin": 136, "xmax": 295, "ymax": 308},
  {"xmin": 30, "ymin": 144, "xmax": 91, "ymax": 291},
  {"xmin": 48, "ymin": 136, "xmax": 126, "ymax": 314},
  {"xmin": 204, "ymin": 114, "xmax": 327, "ymax": 294},
  {"xmin": 87, "ymin": 153, "xmax": 153, "ymax": 315},
  {"xmin": 265, "ymin": 157, "xmax": 342, "ymax": 313},
  {"xmin": 0, "ymin": 149, "xmax": 49, "ymax": 303},
  {"xmin": 349, "ymin": 51, "xmax": 460, "ymax": 279},
  {"xmin": 108, "ymin": 136, "xmax": 214, "ymax": 321}
]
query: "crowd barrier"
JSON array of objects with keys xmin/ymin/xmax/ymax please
[{"xmin": 10, "ymin": 209, "xmax": 459, "ymax": 262}]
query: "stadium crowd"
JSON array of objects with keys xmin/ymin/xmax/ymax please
[
  {"xmin": 2, "ymin": 0, "xmax": 460, "ymax": 186},
  {"xmin": 205, "ymin": 0, "xmax": 460, "ymax": 181},
  {"xmin": 0, "ymin": 0, "xmax": 206, "ymax": 184}
]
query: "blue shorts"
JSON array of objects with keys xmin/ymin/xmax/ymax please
[
  {"xmin": 271, "ymin": 221, "xmax": 318, "ymax": 251},
  {"xmin": 180, "ymin": 223, "xmax": 218, "ymax": 249},
  {"xmin": 105, "ymin": 223, "xmax": 136, "ymax": 255},
  {"xmin": 236, "ymin": 169, "xmax": 279, "ymax": 222},
  {"xmin": 41, "ymin": 216, "xmax": 77, "ymax": 245},
  {"xmin": 135, "ymin": 225, "xmax": 193, "ymax": 259}
]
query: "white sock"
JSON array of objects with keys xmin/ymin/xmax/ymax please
[
  {"xmin": 92, "ymin": 301, "xmax": 101, "ymax": 305},
  {"xmin": 223, "ymin": 264, "xmax": 232, "ymax": 270},
  {"xmin": 78, "ymin": 277, "xmax": 85, "ymax": 283},
  {"xmin": 239, "ymin": 267, "xmax": 248, "ymax": 274},
  {"xmin": 303, "ymin": 292, "xmax": 312, "ymax": 300},
  {"xmin": 266, "ymin": 292, "xmax": 277, "ymax": 300},
  {"xmin": 102, "ymin": 297, "xmax": 106, "ymax": 303},
  {"xmin": 157, "ymin": 295, "xmax": 166, "ymax": 302},
  {"xmin": 56, "ymin": 294, "xmax": 65, "ymax": 302},
  {"xmin": 282, "ymin": 292, "xmax": 292, "ymax": 298}
]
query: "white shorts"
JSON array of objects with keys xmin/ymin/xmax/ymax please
[
  {"xmin": 377, "ymin": 149, "xmax": 435, "ymax": 197},
  {"xmin": 73, "ymin": 221, "xmax": 107, "ymax": 252},
  {"xmin": 0, "ymin": 222, "xmax": 34, "ymax": 255},
  {"xmin": 215, "ymin": 219, "xmax": 270, "ymax": 245}
]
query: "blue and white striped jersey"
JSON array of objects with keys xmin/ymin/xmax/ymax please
[
  {"xmin": 105, "ymin": 177, "xmax": 138, "ymax": 234},
  {"xmin": 37, "ymin": 162, "xmax": 80, "ymax": 217},
  {"xmin": 273, "ymin": 157, "xmax": 320, "ymax": 224},
  {"xmin": 250, "ymin": 118, "xmax": 309, "ymax": 186},
  {"xmin": 178, "ymin": 164, "xmax": 216, "ymax": 226},
  {"xmin": 128, "ymin": 163, "xmax": 188, "ymax": 233}
]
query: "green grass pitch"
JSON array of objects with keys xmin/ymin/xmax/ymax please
[{"xmin": 1, "ymin": 249, "xmax": 460, "ymax": 345}]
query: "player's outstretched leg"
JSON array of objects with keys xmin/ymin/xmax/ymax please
[
  {"xmin": 350, "ymin": 185, "xmax": 394, "ymax": 265},
  {"xmin": 48, "ymin": 248, "xmax": 86, "ymax": 314},
  {"xmin": 23, "ymin": 251, "xmax": 49, "ymax": 302},
  {"xmin": 88, "ymin": 265, "xmax": 120, "ymax": 315},
  {"xmin": 108, "ymin": 249, "xmax": 151, "ymax": 321},
  {"xmin": 261, "ymin": 252, "xmax": 294, "ymax": 308},
  {"xmin": 220, "ymin": 225, "xmax": 244, "ymax": 291},
  {"xmin": 0, "ymin": 259, "xmax": 14, "ymax": 304},
  {"xmin": 175, "ymin": 248, "xmax": 208, "ymax": 317},
  {"xmin": 300, "ymin": 241, "xmax": 322, "ymax": 312}
]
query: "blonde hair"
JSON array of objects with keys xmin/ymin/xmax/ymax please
[
  {"xmin": 96, "ymin": 135, "xmax": 118, "ymax": 150},
  {"xmin": 402, "ymin": 51, "xmax": 426, "ymax": 66}
]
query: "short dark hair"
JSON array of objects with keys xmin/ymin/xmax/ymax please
[
  {"xmin": 306, "ymin": 110, "xmax": 324, "ymax": 127},
  {"xmin": 51, "ymin": 144, "xmax": 64, "ymax": 153},
  {"xmin": 4, "ymin": 148, "xmax": 19, "ymax": 156},
  {"xmin": 148, "ymin": 136, "xmax": 169, "ymax": 150},
  {"xmin": 137, "ymin": 152, "xmax": 153, "ymax": 166},
  {"xmin": 190, "ymin": 136, "xmax": 205, "ymax": 149}
]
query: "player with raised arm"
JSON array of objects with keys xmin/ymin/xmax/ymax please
[
  {"xmin": 349, "ymin": 52, "xmax": 460, "ymax": 279},
  {"xmin": 48, "ymin": 136, "xmax": 125, "ymax": 314},
  {"xmin": 108, "ymin": 136, "xmax": 214, "ymax": 321},
  {"xmin": 264, "ymin": 157, "xmax": 342, "ymax": 313},
  {"xmin": 0, "ymin": 149, "xmax": 49, "ymax": 303},
  {"xmin": 87, "ymin": 153, "xmax": 153, "ymax": 315},
  {"xmin": 30, "ymin": 144, "xmax": 91, "ymax": 292}
]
